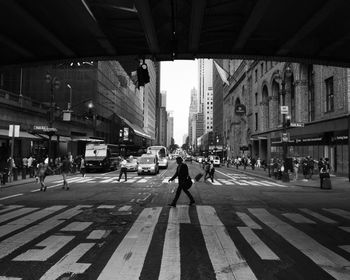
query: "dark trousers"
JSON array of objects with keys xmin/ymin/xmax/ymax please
[
  {"xmin": 118, "ymin": 167, "xmax": 127, "ymax": 181},
  {"xmin": 171, "ymin": 184, "xmax": 194, "ymax": 205}
]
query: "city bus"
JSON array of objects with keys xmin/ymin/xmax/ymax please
[
  {"xmin": 84, "ymin": 143, "xmax": 119, "ymax": 172},
  {"xmin": 146, "ymin": 145, "xmax": 168, "ymax": 168}
]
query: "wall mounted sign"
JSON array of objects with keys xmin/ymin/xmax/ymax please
[{"xmin": 235, "ymin": 104, "xmax": 246, "ymax": 115}]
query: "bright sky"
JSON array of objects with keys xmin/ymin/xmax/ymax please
[{"xmin": 160, "ymin": 60, "xmax": 198, "ymax": 146}]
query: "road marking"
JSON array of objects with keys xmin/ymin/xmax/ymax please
[
  {"xmin": 98, "ymin": 205, "xmax": 116, "ymax": 209},
  {"xmin": 197, "ymin": 205, "xmax": 258, "ymax": 280},
  {"xmin": 13, "ymin": 235, "xmax": 75, "ymax": 261},
  {"xmin": 249, "ymin": 208, "xmax": 350, "ymax": 280},
  {"xmin": 100, "ymin": 178, "xmax": 114, "ymax": 183},
  {"xmin": 339, "ymin": 227, "xmax": 350, "ymax": 233},
  {"xmin": 250, "ymin": 180, "xmax": 270, "ymax": 186},
  {"xmin": 118, "ymin": 205, "xmax": 132, "ymax": 211},
  {"xmin": 209, "ymin": 180, "xmax": 221, "ymax": 185},
  {"xmin": 60, "ymin": 222, "xmax": 92, "ymax": 231},
  {"xmin": 299, "ymin": 208, "xmax": 337, "ymax": 224},
  {"xmin": 261, "ymin": 181, "xmax": 287, "ymax": 187},
  {"xmin": 0, "ymin": 194, "xmax": 23, "ymax": 201},
  {"xmin": 0, "ymin": 205, "xmax": 23, "ymax": 214},
  {"xmin": 339, "ymin": 245, "xmax": 350, "ymax": 253},
  {"xmin": 125, "ymin": 179, "xmax": 136, "ymax": 183},
  {"xmin": 136, "ymin": 179, "xmax": 147, "ymax": 183},
  {"xmin": 159, "ymin": 170, "xmax": 167, "ymax": 176},
  {"xmin": 0, "ymin": 277, "xmax": 22, "ymax": 279},
  {"xmin": 87, "ymin": 230, "xmax": 110, "ymax": 240},
  {"xmin": 236, "ymin": 212, "xmax": 262, "ymax": 229},
  {"xmin": 237, "ymin": 226, "xmax": 279, "ymax": 260},
  {"xmin": 282, "ymin": 213, "xmax": 316, "ymax": 224},
  {"xmin": 39, "ymin": 243, "xmax": 95, "ymax": 280},
  {"xmin": 97, "ymin": 207, "xmax": 162, "ymax": 280},
  {"xmin": 0, "ymin": 205, "xmax": 90, "ymax": 259},
  {"xmin": 323, "ymin": 209, "xmax": 350, "ymax": 220},
  {"xmin": 0, "ymin": 207, "xmax": 38, "ymax": 224},
  {"xmin": 46, "ymin": 183, "xmax": 68, "ymax": 190},
  {"xmin": 159, "ymin": 206, "xmax": 190, "ymax": 280}
]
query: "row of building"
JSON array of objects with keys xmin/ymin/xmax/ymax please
[
  {"xmin": 188, "ymin": 59, "xmax": 350, "ymax": 177},
  {"xmin": 0, "ymin": 60, "xmax": 173, "ymax": 169}
]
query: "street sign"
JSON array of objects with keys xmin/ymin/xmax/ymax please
[
  {"xmin": 290, "ymin": 122, "xmax": 305, "ymax": 127},
  {"xmin": 8, "ymin": 125, "xmax": 20, "ymax": 137},
  {"xmin": 33, "ymin": 125, "xmax": 57, "ymax": 132},
  {"xmin": 235, "ymin": 104, "xmax": 246, "ymax": 115},
  {"xmin": 281, "ymin": 133, "xmax": 290, "ymax": 142},
  {"xmin": 280, "ymin": 106, "xmax": 289, "ymax": 114},
  {"xmin": 62, "ymin": 110, "xmax": 72, "ymax": 121}
]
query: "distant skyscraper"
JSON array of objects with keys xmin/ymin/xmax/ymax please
[
  {"xmin": 160, "ymin": 91, "xmax": 167, "ymax": 107},
  {"xmin": 167, "ymin": 111, "xmax": 174, "ymax": 147},
  {"xmin": 183, "ymin": 134, "xmax": 188, "ymax": 146},
  {"xmin": 159, "ymin": 91, "xmax": 167, "ymax": 146},
  {"xmin": 188, "ymin": 87, "xmax": 198, "ymax": 146}
]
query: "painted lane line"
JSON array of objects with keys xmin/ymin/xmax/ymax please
[
  {"xmin": 216, "ymin": 179, "xmax": 231, "ymax": 185},
  {"xmin": 339, "ymin": 245, "xmax": 350, "ymax": 253},
  {"xmin": 46, "ymin": 183, "xmax": 68, "ymax": 190},
  {"xmin": 323, "ymin": 209, "xmax": 350, "ymax": 220},
  {"xmin": 0, "ymin": 205, "xmax": 91, "ymax": 259},
  {"xmin": 261, "ymin": 181, "xmax": 288, "ymax": 187},
  {"xmin": 339, "ymin": 227, "xmax": 350, "ymax": 233},
  {"xmin": 136, "ymin": 179, "xmax": 147, "ymax": 183},
  {"xmin": 98, "ymin": 205, "xmax": 116, "ymax": 209},
  {"xmin": 60, "ymin": 222, "xmax": 93, "ymax": 232},
  {"xmin": 159, "ymin": 205, "xmax": 190, "ymax": 280},
  {"xmin": 118, "ymin": 205, "xmax": 132, "ymax": 212},
  {"xmin": 0, "ymin": 205, "xmax": 24, "ymax": 214},
  {"xmin": 97, "ymin": 207, "xmax": 162, "ymax": 280},
  {"xmin": 0, "ymin": 194, "xmax": 23, "ymax": 201},
  {"xmin": 249, "ymin": 208, "xmax": 350, "ymax": 280},
  {"xmin": 0, "ymin": 277, "xmax": 22, "ymax": 279},
  {"xmin": 39, "ymin": 243, "xmax": 95, "ymax": 280},
  {"xmin": 130, "ymin": 199, "xmax": 135, "ymax": 202},
  {"xmin": 250, "ymin": 180, "xmax": 270, "ymax": 186},
  {"xmin": 299, "ymin": 209, "xmax": 337, "ymax": 224},
  {"xmin": 0, "ymin": 207, "xmax": 38, "ymax": 224},
  {"xmin": 282, "ymin": 213, "xmax": 316, "ymax": 224},
  {"xmin": 237, "ymin": 226, "xmax": 279, "ymax": 260},
  {"xmin": 209, "ymin": 180, "xmax": 222, "ymax": 185},
  {"xmin": 14, "ymin": 235, "xmax": 75, "ymax": 261},
  {"xmin": 197, "ymin": 205, "xmax": 258, "ymax": 280},
  {"xmin": 125, "ymin": 180, "xmax": 136, "ymax": 183},
  {"xmin": 236, "ymin": 212, "xmax": 262, "ymax": 229},
  {"xmin": 100, "ymin": 178, "xmax": 114, "ymax": 183},
  {"xmin": 87, "ymin": 230, "xmax": 110, "ymax": 240}
]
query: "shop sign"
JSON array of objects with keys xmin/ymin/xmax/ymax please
[
  {"xmin": 33, "ymin": 125, "xmax": 57, "ymax": 132},
  {"xmin": 9, "ymin": 125, "xmax": 20, "ymax": 137},
  {"xmin": 290, "ymin": 122, "xmax": 304, "ymax": 127},
  {"xmin": 240, "ymin": 146, "xmax": 249, "ymax": 151},
  {"xmin": 123, "ymin": 127, "xmax": 129, "ymax": 141},
  {"xmin": 235, "ymin": 104, "xmax": 246, "ymax": 115},
  {"xmin": 280, "ymin": 106, "xmax": 289, "ymax": 115},
  {"xmin": 281, "ymin": 133, "xmax": 289, "ymax": 142}
]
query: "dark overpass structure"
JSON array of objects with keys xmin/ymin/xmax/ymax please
[{"xmin": 1, "ymin": 0, "xmax": 350, "ymax": 66}]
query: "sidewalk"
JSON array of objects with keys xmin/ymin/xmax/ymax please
[{"xmin": 222, "ymin": 165, "xmax": 350, "ymax": 191}]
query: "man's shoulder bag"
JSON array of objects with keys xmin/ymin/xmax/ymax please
[{"xmin": 183, "ymin": 176, "xmax": 193, "ymax": 190}]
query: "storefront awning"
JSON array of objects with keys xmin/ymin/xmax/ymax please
[
  {"xmin": 38, "ymin": 134, "xmax": 72, "ymax": 142},
  {"xmin": 0, "ymin": 129, "xmax": 41, "ymax": 139},
  {"xmin": 118, "ymin": 116, "xmax": 152, "ymax": 139},
  {"xmin": 71, "ymin": 137, "xmax": 104, "ymax": 142}
]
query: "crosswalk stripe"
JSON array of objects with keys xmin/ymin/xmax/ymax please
[
  {"xmin": 100, "ymin": 178, "xmax": 114, "ymax": 183},
  {"xmin": 97, "ymin": 207, "xmax": 162, "ymax": 280},
  {"xmin": 60, "ymin": 222, "xmax": 92, "ymax": 231},
  {"xmin": 13, "ymin": 235, "xmax": 75, "ymax": 261},
  {"xmin": 236, "ymin": 212, "xmax": 262, "ymax": 229},
  {"xmin": 98, "ymin": 205, "xmax": 116, "ymax": 209},
  {"xmin": 118, "ymin": 205, "xmax": 132, "ymax": 211},
  {"xmin": 237, "ymin": 226, "xmax": 279, "ymax": 260},
  {"xmin": 262, "ymin": 181, "xmax": 287, "ymax": 187},
  {"xmin": 0, "ymin": 205, "xmax": 23, "ymax": 214},
  {"xmin": 0, "ymin": 277, "xmax": 22, "ymax": 279},
  {"xmin": 0, "ymin": 194, "xmax": 23, "ymax": 201},
  {"xmin": 250, "ymin": 180, "xmax": 270, "ymax": 186},
  {"xmin": 87, "ymin": 230, "xmax": 110, "ymax": 240},
  {"xmin": 0, "ymin": 205, "xmax": 90, "ymax": 259},
  {"xmin": 282, "ymin": 213, "xmax": 316, "ymax": 224},
  {"xmin": 323, "ymin": 208, "xmax": 350, "ymax": 220},
  {"xmin": 249, "ymin": 208, "xmax": 350, "ymax": 280},
  {"xmin": 159, "ymin": 206, "xmax": 190, "ymax": 280},
  {"xmin": 339, "ymin": 245, "xmax": 350, "ymax": 253},
  {"xmin": 209, "ymin": 180, "xmax": 221, "ymax": 185},
  {"xmin": 197, "ymin": 205, "xmax": 258, "ymax": 280},
  {"xmin": 339, "ymin": 227, "xmax": 350, "ymax": 233},
  {"xmin": 0, "ymin": 207, "xmax": 38, "ymax": 224},
  {"xmin": 230, "ymin": 179, "xmax": 248, "ymax": 185},
  {"xmin": 0, "ymin": 206, "xmax": 66, "ymax": 239},
  {"xmin": 39, "ymin": 243, "xmax": 95, "ymax": 280},
  {"xmin": 299, "ymin": 208, "xmax": 337, "ymax": 224}
]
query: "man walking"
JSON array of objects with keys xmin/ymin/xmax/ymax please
[
  {"xmin": 168, "ymin": 156, "xmax": 195, "ymax": 207},
  {"xmin": 117, "ymin": 157, "xmax": 127, "ymax": 182},
  {"xmin": 60, "ymin": 156, "xmax": 71, "ymax": 190}
]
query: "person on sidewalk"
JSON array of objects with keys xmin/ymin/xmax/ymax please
[
  {"xmin": 117, "ymin": 157, "xmax": 127, "ymax": 182},
  {"xmin": 293, "ymin": 158, "xmax": 300, "ymax": 181},
  {"xmin": 60, "ymin": 155, "xmax": 71, "ymax": 190},
  {"xmin": 319, "ymin": 158, "xmax": 330, "ymax": 188},
  {"xmin": 168, "ymin": 156, "xmax": 195, "ymax": 207},
  {"xmin": 80, "ymin": 156, "xmax": 86, "ymax": 177},
  {"xmin": 209, "ymin": 160, "xmax": 215, "ymax": 182}
]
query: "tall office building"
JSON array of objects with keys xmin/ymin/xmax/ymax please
[
  {"xmin": 167, "ymin": 111, "xmax": 174, "ymax": 147},
  {"xmin": 198, "ymin": 59, "xmax": 213, "ymax": 135},
  {"xmin": 159, "ymin": 91, "xmax": 167, "ymax": 146},
  {"xmin": 188, "ymin": 87, "xmax": 198, "ymax": 146}
]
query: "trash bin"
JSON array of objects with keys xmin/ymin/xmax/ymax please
[
  {"xmin": 22, "ymin": 168, "xmax": 26, "ymax": 179},
  {"xmin": 13, "ymin": 167, "xmax": 18, "ymax": 181}
]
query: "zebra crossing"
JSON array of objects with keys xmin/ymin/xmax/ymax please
[
  {"xmin": 0, "ymin": 204, "xmax": 349, "ymax": 279},
  {"xmin": 51, "ymin": 175, "xmax": 155, "ymax": 185}
]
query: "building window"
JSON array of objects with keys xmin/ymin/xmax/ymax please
[
  {"xmin": 255, "ymin": 69, "xmax": 258, "ymax": 82},
  {"xmin": 325, "ymin": 77, "xmax": 334, "ymax": 112},
  {"xmin": 260, "ymin": 63, "xmax": 264, "ymax": 77},
  {"xmin": 255, "ymin": 92, "xmax": 258, "ymax": 105},
  {"xmin": 255, "ymin": 113, "xmax": 258, "ymax": 131},
  {"xmin": 308, "ymin": 65, "xmax": 315, "ymax": 121}
]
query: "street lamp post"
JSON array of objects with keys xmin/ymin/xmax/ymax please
[
  {"xmin": 45, "ymin": 73, "xmax": 60, "ymax": 164},
  {"xmin": 66, "ymin": 84, "xmax": 72, "ymax": 110}
]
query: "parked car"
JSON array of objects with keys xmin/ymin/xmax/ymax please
[{"xmin": 137, "ymin": 154, "xmax": 159, "ymax": 175}]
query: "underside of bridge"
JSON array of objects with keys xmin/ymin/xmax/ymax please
[{"xmin": 1, "ymin": 0, "xmax": 350, "ymax": 67}]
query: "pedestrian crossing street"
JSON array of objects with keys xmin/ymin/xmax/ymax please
[
  {"xmin": 51, "ymin": 174, "xmax": 288, "ymax": 188},
  {"xmin": 0, "ymin": 204, "xmax": 349, "ymax": 279}
]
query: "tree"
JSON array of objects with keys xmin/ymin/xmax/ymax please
[{"xmin": 169, "ymin": 142, "xmax": 179, "ymax": 153}]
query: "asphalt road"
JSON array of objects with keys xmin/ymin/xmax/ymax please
[{"xmin": 0, "ymin": 160, "xmax": 349, "ymax": 280}]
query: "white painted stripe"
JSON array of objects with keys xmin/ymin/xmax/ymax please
[
  {"xmin": 339, "ymin": 245, "xmax": 350, "ymax": 253},
  {"xmin": 240, "ymin": 180, "xmax": 256, "ymax": 186},
  {"xmin": 250, "ymin": 180, "xmax": 270, "ymax": 186},
  {"xmin": 339, "ymin": 227, "xmax": 350, "ymax": 233},
  {"xmin": 262, "ymin": 181, "xmax": 287, "ymax": 187},
  {"xmin": 30, "ymin": 189, "xmax": 40, "ymax": 193},
  {"xmin": 0, "ymin": 194, "xmax": 23, "ymax": 201},
  {"xmin": 197, "ymin": 206, "xmax": 257, "ymax": 280},
  {"xmin": 0, "ymin": 277, "xmax": 22, "ymax": 280},
  {"xmin": 39, "ymin": 243, "xmax": 95, "ymax": 280},
  {"xmin": 74, "ymin": 178, "xmax": 95, "ymax": 183},
  {"xmin": 0, "ymin": 205, "xmax": 23, "ymax": 214},
  {"xmin": 324, "ymin": 208, "xmax": 350, "ymax": 220},
  {"xmin": 237, "ymin": 227, "xmax": 279, "ymax": 260},
  {"xmin": 0, "ymin": 206, "xmax": 66, "ymax": 238},
  {"xmin": 282, "ymin": 213, "xmax": 316, "ymax": 224},
  {"xmin": 125, "ymin": 180, "xmax": 136, "ymax": 183},
  {"xmin": 130, "ymin": 199, "xmax": 135, "ymax": 202},
  {"xmin": 98, "ymin": 205, "xmax": 116, "ymax": 209},
  {"xmin": 60, "ymin": 222, "xmax": 92, "ymax": 231},
  {"xmin": 100, "ymin": 178, "xmax": 114, "ymax": 183},
  {"xmin": 97, "ymin": 207, "xmax": 162, "ymax": 280},
  {"xmin": 249, "ymin": 208, "xmax": 350, "ymax": 280},
  {"xmin": 118, "ymin": 205, "xmax": 132, "ymax": 211},
  {"xmin": 209, "ymin": 180, "xmax": 221, "ymax": 185},
  {"xmin": 299, "ymin": 209, "xmax": 337, "ymax": 224},
  {"xmin": 136, "ymin": 179, "xmax": 147, "ymax": 183},
  {"xmin": 162, "ymin": 179, "xmax": 168, "ymax": 183},
  {"xmin": 13, "ymin": 235, "xmax": 75, "ymax": 261},
  {"xmin": 0, "ymin": 207, "xmax": 38, "ymax": 224},
  {"xmin": 87, "ymin": 230, "xmax": 110, "ymax": 240},
  {"xmin": 46, "ymin": 183, "xmax": 66, "ymax": 190},
  {"xmin": 216, "ymin": 179, "xmax": 232, "ymax": 185},
  {"xmin": 159, "ymin": 206, "xmax": 190, "ymax": 280},
  {"xmin": 0, "ymin": 205, "xmax": 90, "ymax": 259},
  {"xmin": 236, "ymin": 212, "xmax": 262, "ymax": 229}
]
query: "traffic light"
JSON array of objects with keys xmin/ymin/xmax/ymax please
[
  {"xmin": 137, "ymin": 62, "xmax": 150, "ymax": 88},
  {"xmin": 284, "ymin": 115, "xmax": 291, "ymax": 128}
]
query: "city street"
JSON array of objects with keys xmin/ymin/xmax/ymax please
[{"xmin": 0, "ymin": 160, "xmax": 349, "ymax": 279}]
